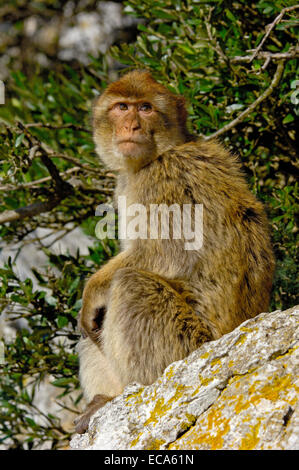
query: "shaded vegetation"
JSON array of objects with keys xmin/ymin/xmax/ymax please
[{"xmin": 0, "ymin": 0, "xmax": 298, "ymax": 449}]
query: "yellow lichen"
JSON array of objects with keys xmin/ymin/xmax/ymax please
[
  {"xmin": 144, "ymin": 398, "xmax": 169, "ymax": 426},
  {"xmin": 200, "ymin": 376, "xmax": 213, "ymax": 386},
  {"xmin": 200, "ymin": 351, "xmax": 210, "ymax": 359},
  {"xmin": 239, "ymin": 421, "xmax": 261, "ymax": 450},
  {"xmin": 125, "ymin": 388, "xmax": 144, "ymax": 405},
  {"xmin": 180, "ymin": 413, "xmax": 197, "ymax": 431},
  {"xmin": 130, "ymin": 432, "xmax": 142, "ymax": 448},
  {"xmin": 147, "ymin": 439, "xmax": 166, "ymax": 450},
  {"xmin": 165, "ymin": 366, "xmax": 175, "ymax": 380},
  {"xmin": 258, "ymin": 375, "xmax": 293, "ymax": 402},
  {"xmin": 240, "ymin": 326, "xmax": 253, "ymax": 333},
  {"xmin": 234, "ymin": 334, "xmax": 247, "ymax": 346},
  {"xmin": 170, "ymin": 404, "xmax": 231, "ymax": 450},
  {"xmin": 211, "ymin": 358, "xmax": 222, "ymax": 367},
  {"xmin": 272, "ymin": 346, "xmax": 298, "ymax": 361},
  {"xmin": 210, "ymin": 357, "xmax": 223, "ymax": 374},
  {"xmin": 143, "ymin": 385, "xmax": 188, "ymax": 427}
]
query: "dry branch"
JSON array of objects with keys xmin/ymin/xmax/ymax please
[
  {"xmin": 206, "ymin": 60, "xmax": 286, "ymax": 141},
  {"xmin": 230, "ymin": 49, "xmax": 299, "ymax": 63},
  {"xmin": 249, "ymin": 4, "xmax": 299, "ymax": 63}
]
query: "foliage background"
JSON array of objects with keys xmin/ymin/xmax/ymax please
[{"xmin": 0, "ymin": 0, "xmax": 298, "ymax": 449}]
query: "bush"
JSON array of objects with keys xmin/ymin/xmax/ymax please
[{"xmin": 0, "ymin": 0, "xmax": 298, "ymax": 448}]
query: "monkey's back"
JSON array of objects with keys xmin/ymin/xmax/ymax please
[{"xmin": 116, "ymin": 138, "xmax": 275, "ymax": 338}]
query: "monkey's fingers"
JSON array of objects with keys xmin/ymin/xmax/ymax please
[{"xmin": 74, "ymin": 412, "xmax": 92, "ymax": 434}]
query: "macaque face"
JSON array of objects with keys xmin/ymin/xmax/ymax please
[
  {"xmin": 92, "ymin": 71, "xmax": 188, "ymax": 172},
  {"xmin": 108, "ymin": 100, "xmax": 157, "ymax": 160}
]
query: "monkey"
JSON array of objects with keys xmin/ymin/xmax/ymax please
[{"xmin": 74, "ymin": 70, "xmax": 275, "ymax": 434}]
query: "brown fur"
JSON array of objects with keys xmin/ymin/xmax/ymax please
[{"xmin": 75, "ymin": 70, "xmax": 275, "ymax": 433}]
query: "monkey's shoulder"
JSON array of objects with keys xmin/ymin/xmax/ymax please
[
  {"xmin": 158, "ymin": 138, "xmax": 243, "ymax": 179},
  {"xmin": 154, "ymin": 140, "xmax": 265, "ymax": 213}
]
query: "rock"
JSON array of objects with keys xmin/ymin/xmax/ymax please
[{"xmin": 70, "ymin": 305, "xmax": 299, "ymax": 450}]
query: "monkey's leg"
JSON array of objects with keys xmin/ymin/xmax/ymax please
[
  {"xmin": 102, "ymin": 267, "xmax": 213, "ymax": 387},
  {"xmin": 80, "ymin": 251, "xmax": 133, "ymax": 340},
  {"xmin": 75, "ymin": 336, "xmax": 123, "ymax": 434}
]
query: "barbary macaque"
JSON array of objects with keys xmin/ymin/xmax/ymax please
[{"xmin": 74, "ymin": 70, "xmax": 274, "ymax": 433}]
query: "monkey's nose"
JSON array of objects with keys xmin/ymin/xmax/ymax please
[{"xmin": 124, "ymin": 123, "xmax": 141, "ymax": 133}]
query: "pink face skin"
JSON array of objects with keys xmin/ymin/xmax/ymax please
[{"xmin": 109, "ymin": 101, "xmax": 155, "ymax": 158}]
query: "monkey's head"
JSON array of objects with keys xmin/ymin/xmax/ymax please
[{"xmin": 92, "ymin": 70, "xmax": 189, "ymax": 172}]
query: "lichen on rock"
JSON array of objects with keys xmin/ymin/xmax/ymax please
[{"xmin": 70, "ymin": 305, "xmax": 299, "ymax": 450}]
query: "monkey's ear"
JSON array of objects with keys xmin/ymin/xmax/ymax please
[
  {"xmin": 91, "ymin": 94, "xmax": 101, "ymax": 113},
  {"xmin": 91, "ymin": 93, "xmax": 103, "ymax": 128}
]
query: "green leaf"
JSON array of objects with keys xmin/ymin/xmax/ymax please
[
  {"xmin": 15, "ymin": 133, "xmax": 25, "ymax": 147},
  {"xmin": 45, "ymin": 295, "xmax": 58, "ymax": 306},
  {"xmin": 282, "ymin": 114, "xmax": 294, "ymax": 124},
  {"xmin": 57, "ymin": 316, "xmax": 68, "ymax": 328},
  {"xmin": 25, "ymin": 418, "xmax": 37, "ymax": 428},
  {"xmin": 51, "ymin": 378, "xmax": 74, "ymax": 388}
]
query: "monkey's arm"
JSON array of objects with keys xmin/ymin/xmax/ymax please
[{"xmin": 80, "ymin": 250, "xmax": 137, "ymax": 339}]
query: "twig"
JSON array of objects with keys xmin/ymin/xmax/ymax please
[
  {"xmin": 0, "ymin": 167, "xmax": 81, "ymax": 191},
  {"xmin": 230, "ymin": 49, "xmax": 299, "ymax": 63},
  {"xmin": 206, "ymin": 60, "xmax": 286, "ymax": 141},
  {"xmin": 204, "ymin": 19, "xmax": 228, "ymax": 65},
  {"xmin": 24, "ymin": 122, "xmax": 90, "ymax": 133},
  {"xmin": 48, "ymin": 152, "xmax": 104, "ymax": 175},
  {"xmin": 0, "ymin": 124, "xmax": 74, "ymax": 224},
  {"xmin": 0, "ymin": 198, "xmax": 64, "ymax": 224},
  {"xmin": 249, "ymin": 5, "xmax": 299, "ymax": 62},
  {"xmin": 259, "ymin": 55, "xmax": 271, "ymax": 72},
  {"xmin": 44, "ymin": 225, "xmax": 76, "ymax": 248}
]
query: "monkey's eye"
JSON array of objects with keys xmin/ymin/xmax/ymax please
[
  {"xmin": 116, "ymin": 103, "xmax": 128, "ymax": 111},
  {"xmin": 139, "ymin": 103, "xmax": 152, "ymax": 112}
]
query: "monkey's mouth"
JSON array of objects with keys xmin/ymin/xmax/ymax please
[
  {"xmin": 117, "ymin": 139, "xmax": 148, "ymax": 157},
  {"xmin": 117, "ymin": 138, "xmax": 146, "ymax": 145}
]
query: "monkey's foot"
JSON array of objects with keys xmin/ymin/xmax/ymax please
[{"xmin": 74, "ymin": 394, "xmax": 113, "ymax": 434}]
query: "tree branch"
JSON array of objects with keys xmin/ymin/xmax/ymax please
[
  {"xmin": 0, "ymin": 167, "xmax": 81, "ymax": 191},
  {"xmin": 206, "ymin": 60, "xmax": 286, "ymax": 141},
  {"xmin": 230, "ymin": 48, "xmax": 299, "ymax": 63},
  {"xmin": 249, "ymin": 4, "xmax": 299, "ymax": 63},
  {"xmin": 24, "ymin": 122, "xmax": 90, "ymax": 133},
  {"xmin": 0, "ymin": 124, "xmax": 74, "ymax": 225},
  {"xmin": 0, "ymin": 197, "xmax": 63, "ymax": 224}
]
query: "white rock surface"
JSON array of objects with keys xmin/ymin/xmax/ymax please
[{"xmin": 70, "ymin": 305, "xmax": 299, "ymax": 450}]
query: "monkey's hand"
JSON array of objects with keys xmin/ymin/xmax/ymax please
[{"xmin": 74, "ymin": 394, "xmax": 113, "ymax": 434}]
